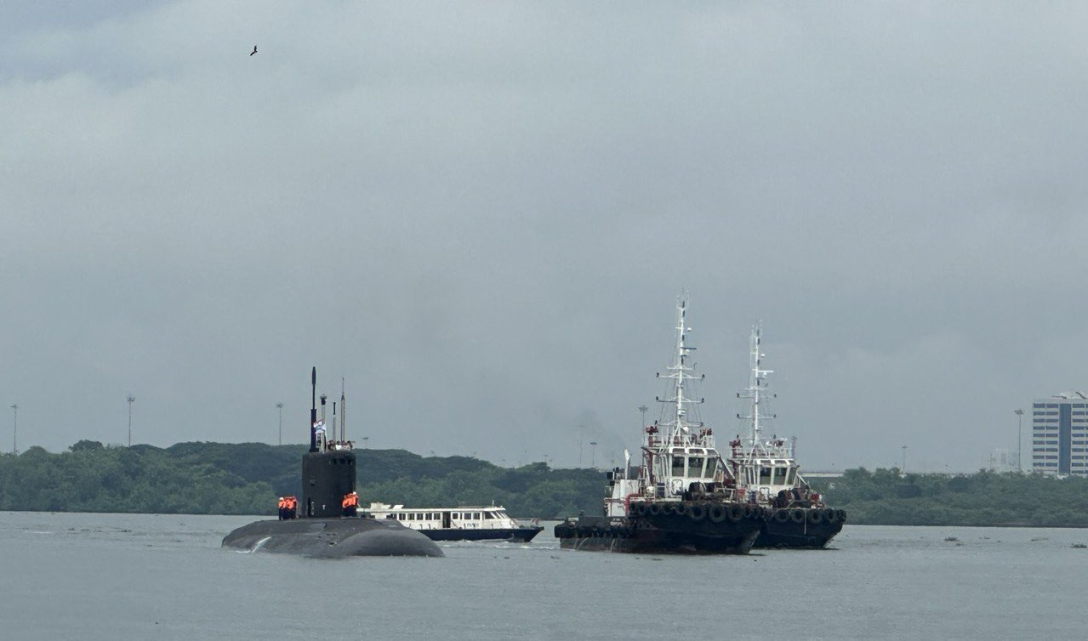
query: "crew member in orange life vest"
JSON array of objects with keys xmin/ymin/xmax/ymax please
[{"xmin": 341, "ymin": 491, "xmax": 358, "ymax": 517}]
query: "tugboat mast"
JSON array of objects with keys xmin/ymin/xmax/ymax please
[
  {"xmin": 656, "ymin": 297, "xmax": 705, "ymax": 447},
  {"xmin": 645, "ymin": 295, "xmax": 714, "ymax": 493},
  {"xmin": 738, "ymin": 324, "xmax": 774, "ymax": 455}
]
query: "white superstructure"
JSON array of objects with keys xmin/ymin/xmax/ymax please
[
  {"xmin": 727, "ymin": 325, "xmax": 818, "ymax": 507},
  {"xmin": 606, "ymin": 296, "xmax": 725, "ymax": 517}
]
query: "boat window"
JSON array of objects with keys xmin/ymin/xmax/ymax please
[
  {"xmin": 704, "ymin": 460, "xmax": 716, "ymax": 478},
  {"xmin": 473, "ymin": 512, "xmax": 481, "ymax": 520},
  {"xmin": 671, "ymin": 456, "xmax": 685, "ymax": 476},
  {"xmin": 786, "ymin": 469, "xmax": 796, "ymax": 485},
  {"xmin": 687, "ymin": 456, "xmax": 703, "ymax": 478},
  {"xmin": 759, "ymin": 466, "xmax": 772, "ymax": 485}
]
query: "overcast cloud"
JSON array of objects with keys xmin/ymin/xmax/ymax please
[{"xmin": 2, "ymin": 1, "xmax": 1086, "ymax": 472}]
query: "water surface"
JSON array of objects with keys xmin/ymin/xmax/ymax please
[{"xmin": 1, "ymin": 512, "xmax": 1083, "ymax": 639}]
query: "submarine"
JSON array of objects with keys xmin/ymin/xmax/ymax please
[{"xmin": 222, "ymin": 367, "xmax": 443, "ymax": 558}]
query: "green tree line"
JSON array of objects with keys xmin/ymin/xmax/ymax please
[
  {"xmin": 810, "ymin": 467, "xmax": 1088, "ymax": 527},
  {"xmin": 4, "ymin": 443, "xmax": 1086, "ymax": 525},
  {"xmin": 0, "ymin": 441, "xmax": 604, "ymax": 518}
]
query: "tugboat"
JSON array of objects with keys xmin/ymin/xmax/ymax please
[
  {"xmin": 554, "ymin": 298, "xmax": 765, "ymax": 554},
  {"xmin": 222, "ymin": 368, "xmax": 443, "ymax": 558},
  {"xmin": 726, "ymin": 325, "xmax": 846, "ymax": 548},
  {"xmin": 362, "ymin": 503, "xmax": 544, "ymax": 542}
]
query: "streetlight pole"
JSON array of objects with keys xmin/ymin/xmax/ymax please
[
  {"xmin": 578, "ymin": 424, "xmax": 584, "ymax": 467},
  {"xmin": 900, "ymin": 444, "xmax": 908, "ymax": 474},
  {"xmin": 638, "ymin": 405, "xmax": 648, "ymax": 429},
  {"xmin": 590, "ymin": 441, "xmax": 598, "ymax": 468},
  {"xmin": 10, "ymin": 404, "xmax": 17, "ymax": 455},
  {"xmin": 1014, "ymin": 409, "xmax": 1024, "ymax": 472},
  {"xmin": 276, "ymin": 402, "xmax": 284, "ymax": 446},
  {"xmin": 127, "ymin": 395, "xmax": 135, "ymax": 447}
]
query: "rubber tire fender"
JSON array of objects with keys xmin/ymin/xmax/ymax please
[{"xmin": 708, "ymin": 504, "xmax": 727, "ymax": 523}]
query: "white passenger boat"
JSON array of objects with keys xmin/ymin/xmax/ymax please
[{"xmin": 362, "ymin": 503, "xmax": 544, "ymax": 542}]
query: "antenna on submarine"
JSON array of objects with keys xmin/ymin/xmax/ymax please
[
  {"xmin": 320, "ymin": 393, "xmax": 328, "ymax": 451},
  {"xmin": 340, "ymin": 377, "xmax": 346, "ymax": 444},
  {"xmin": 309, "ymin": 367, "xmax": 318, "ymax": 452}
]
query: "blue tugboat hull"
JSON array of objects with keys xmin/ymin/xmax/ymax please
[
  {"xmin": 753, "ymin": 507, "xmax": 846, "ymax": 549},
  {"xmin": 422, "ymin": 527, "xmax": 544, "ymax": 543}
]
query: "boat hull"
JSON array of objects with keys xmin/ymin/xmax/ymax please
[
  {"xmin": 421, "ymin": 527, "xmax": 544, "ymax": 543},
  {"xmin": 753, "ymin": 507, "xmax": 846, "ymax": 549},
  {"xmin": 555, "ymin": 502, "xmax": 765, "ymax": 555},
  {"xmin": 222, "ymin": 518, "xmax": 444, "ymax": 557}
]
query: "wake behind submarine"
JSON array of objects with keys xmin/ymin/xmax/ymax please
[{"xmin": 222, "ymin": 367, "xmax": 443, "ymax": 558}]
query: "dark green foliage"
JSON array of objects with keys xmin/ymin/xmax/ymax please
[
  {"xmin": 811, "ymin": 467, "xmax": 1088, "ymax": 527},
  {"xmin": 0, "ymin": 443, "xmax": 278, "ymax": 515},
  {"xmin": 5, "ymin": 445, "xmax": 1086, "ymax": 524},
  {"xmin": 0, "ymin": 443, "xmax": 605, "ymax": 518},
  {"xmin": 360, "ymin": 459, "xmax": 604, "ymax": 519}
]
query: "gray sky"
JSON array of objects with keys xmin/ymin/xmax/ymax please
[{"xmin": 2, "ymin": 2, "xmax": 1085, "ymax": 472}]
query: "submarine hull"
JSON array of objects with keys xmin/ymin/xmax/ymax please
[{"xmin": 223, "ymin": 518, "xmax": 444, "ymax": 558}]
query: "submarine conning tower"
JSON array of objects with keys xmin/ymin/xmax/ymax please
[{"xmin": 301, "ymin": 367, "xmax": 357, "ymax": 518}]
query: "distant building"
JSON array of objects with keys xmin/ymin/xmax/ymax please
[
  {"xmin": 986, "ymin": 448, "xmax": 1015, "ymax": 473},
  {"xmin": 1032, "ymin": 393, "xmax": 1088, "ymax": 477}
]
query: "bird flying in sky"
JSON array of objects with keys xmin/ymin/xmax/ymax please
[{"xmin": 250, "ymin": 45, "xmax": 258, "ymax": 56}]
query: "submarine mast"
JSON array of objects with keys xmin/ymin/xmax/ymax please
[{"xmin": 310, "ymin": 366, "xmax": 318, "ymax": 452}]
